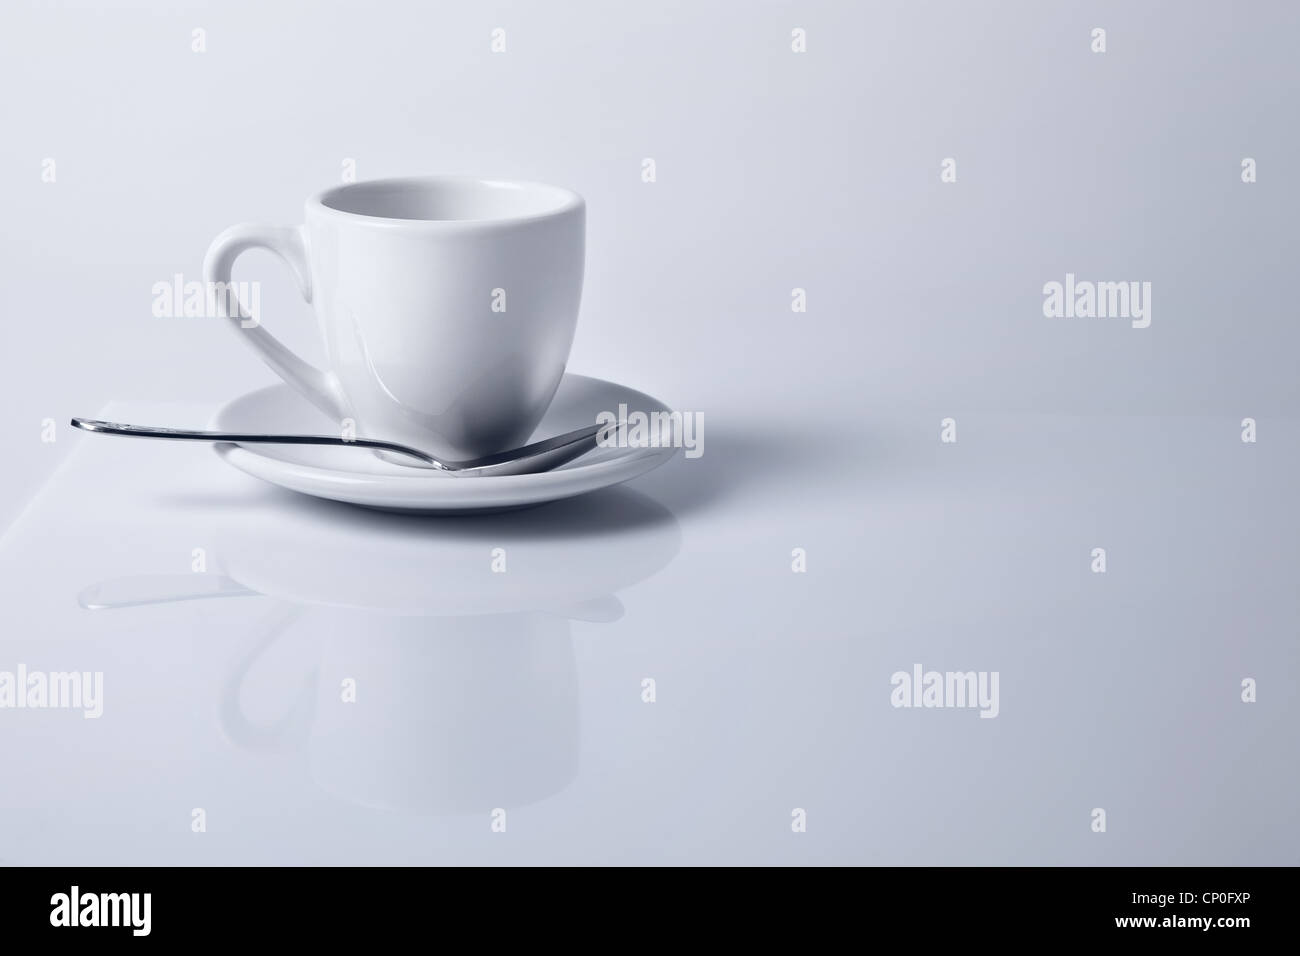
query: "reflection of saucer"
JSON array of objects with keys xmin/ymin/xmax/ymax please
[
  {"xmin": 76, "ymin": 487, "xmax": 681, "ymax": 617},
  {"xmin": 211, "ymin": 374, "xmax": 678, "ymax": 513}
]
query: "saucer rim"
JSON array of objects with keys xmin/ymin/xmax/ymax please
[{"xmin": 209, "ymin": 374, "xmax": 680, "ymax": 506}]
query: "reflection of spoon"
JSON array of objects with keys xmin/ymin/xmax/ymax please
[
  {"xmin": 77, "ymin": 575, "xmax": 623, "ymax": 623},
  {"xmin": 78, "ymin": 574, "xmax": 255, "ymax": 609},
  {"xmin": 71, "ymin": 417, "xmax": 618, "ymax": 475}
]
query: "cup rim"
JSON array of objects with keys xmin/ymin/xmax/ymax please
[{"xmin": 308, "ymin": 175, "xmax": 584, "ymax": 229}]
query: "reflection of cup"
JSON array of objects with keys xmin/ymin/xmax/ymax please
[
  {"xmin": 79, "ymin": 489, "xmax": 680, "ymax": 814},
  {"xmin": 223, "ymin": 611, "xmax": 579, "ymax": 814},
  {"xmin": 203, "ymin": 176, "xmax": 585, "ymax": 461}
]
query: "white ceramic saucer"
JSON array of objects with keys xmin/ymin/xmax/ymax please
[{"xmin": 211, "ymin": 374, "xmax": 678, "ymax": 513}]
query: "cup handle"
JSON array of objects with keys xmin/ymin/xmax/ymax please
[{"xmin": 203, "ymin": 223, "xmax": 346, "ymax": 419}]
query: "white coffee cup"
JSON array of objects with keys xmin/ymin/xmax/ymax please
[{"xmin": 203, "ymin": 176, "xmax": 585, "ymax": 461}]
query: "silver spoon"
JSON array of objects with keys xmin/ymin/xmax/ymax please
[{"xmin": 70, "ymin": 417, "xmax": 617, "ymax": 477}]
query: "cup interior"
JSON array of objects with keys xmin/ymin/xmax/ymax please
[{"xmin": 316, "ymin": 177, "xmax": 580, "ymax": 223}]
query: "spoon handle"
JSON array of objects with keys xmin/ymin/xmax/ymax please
[{"xmin": 70, "ymin": 418, "xmax": 441, "ymax": 467}]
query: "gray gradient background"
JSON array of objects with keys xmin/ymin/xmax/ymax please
[{"xmin": 0, "ymin": 0, "xmax": 1296, "ymax": 864}]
